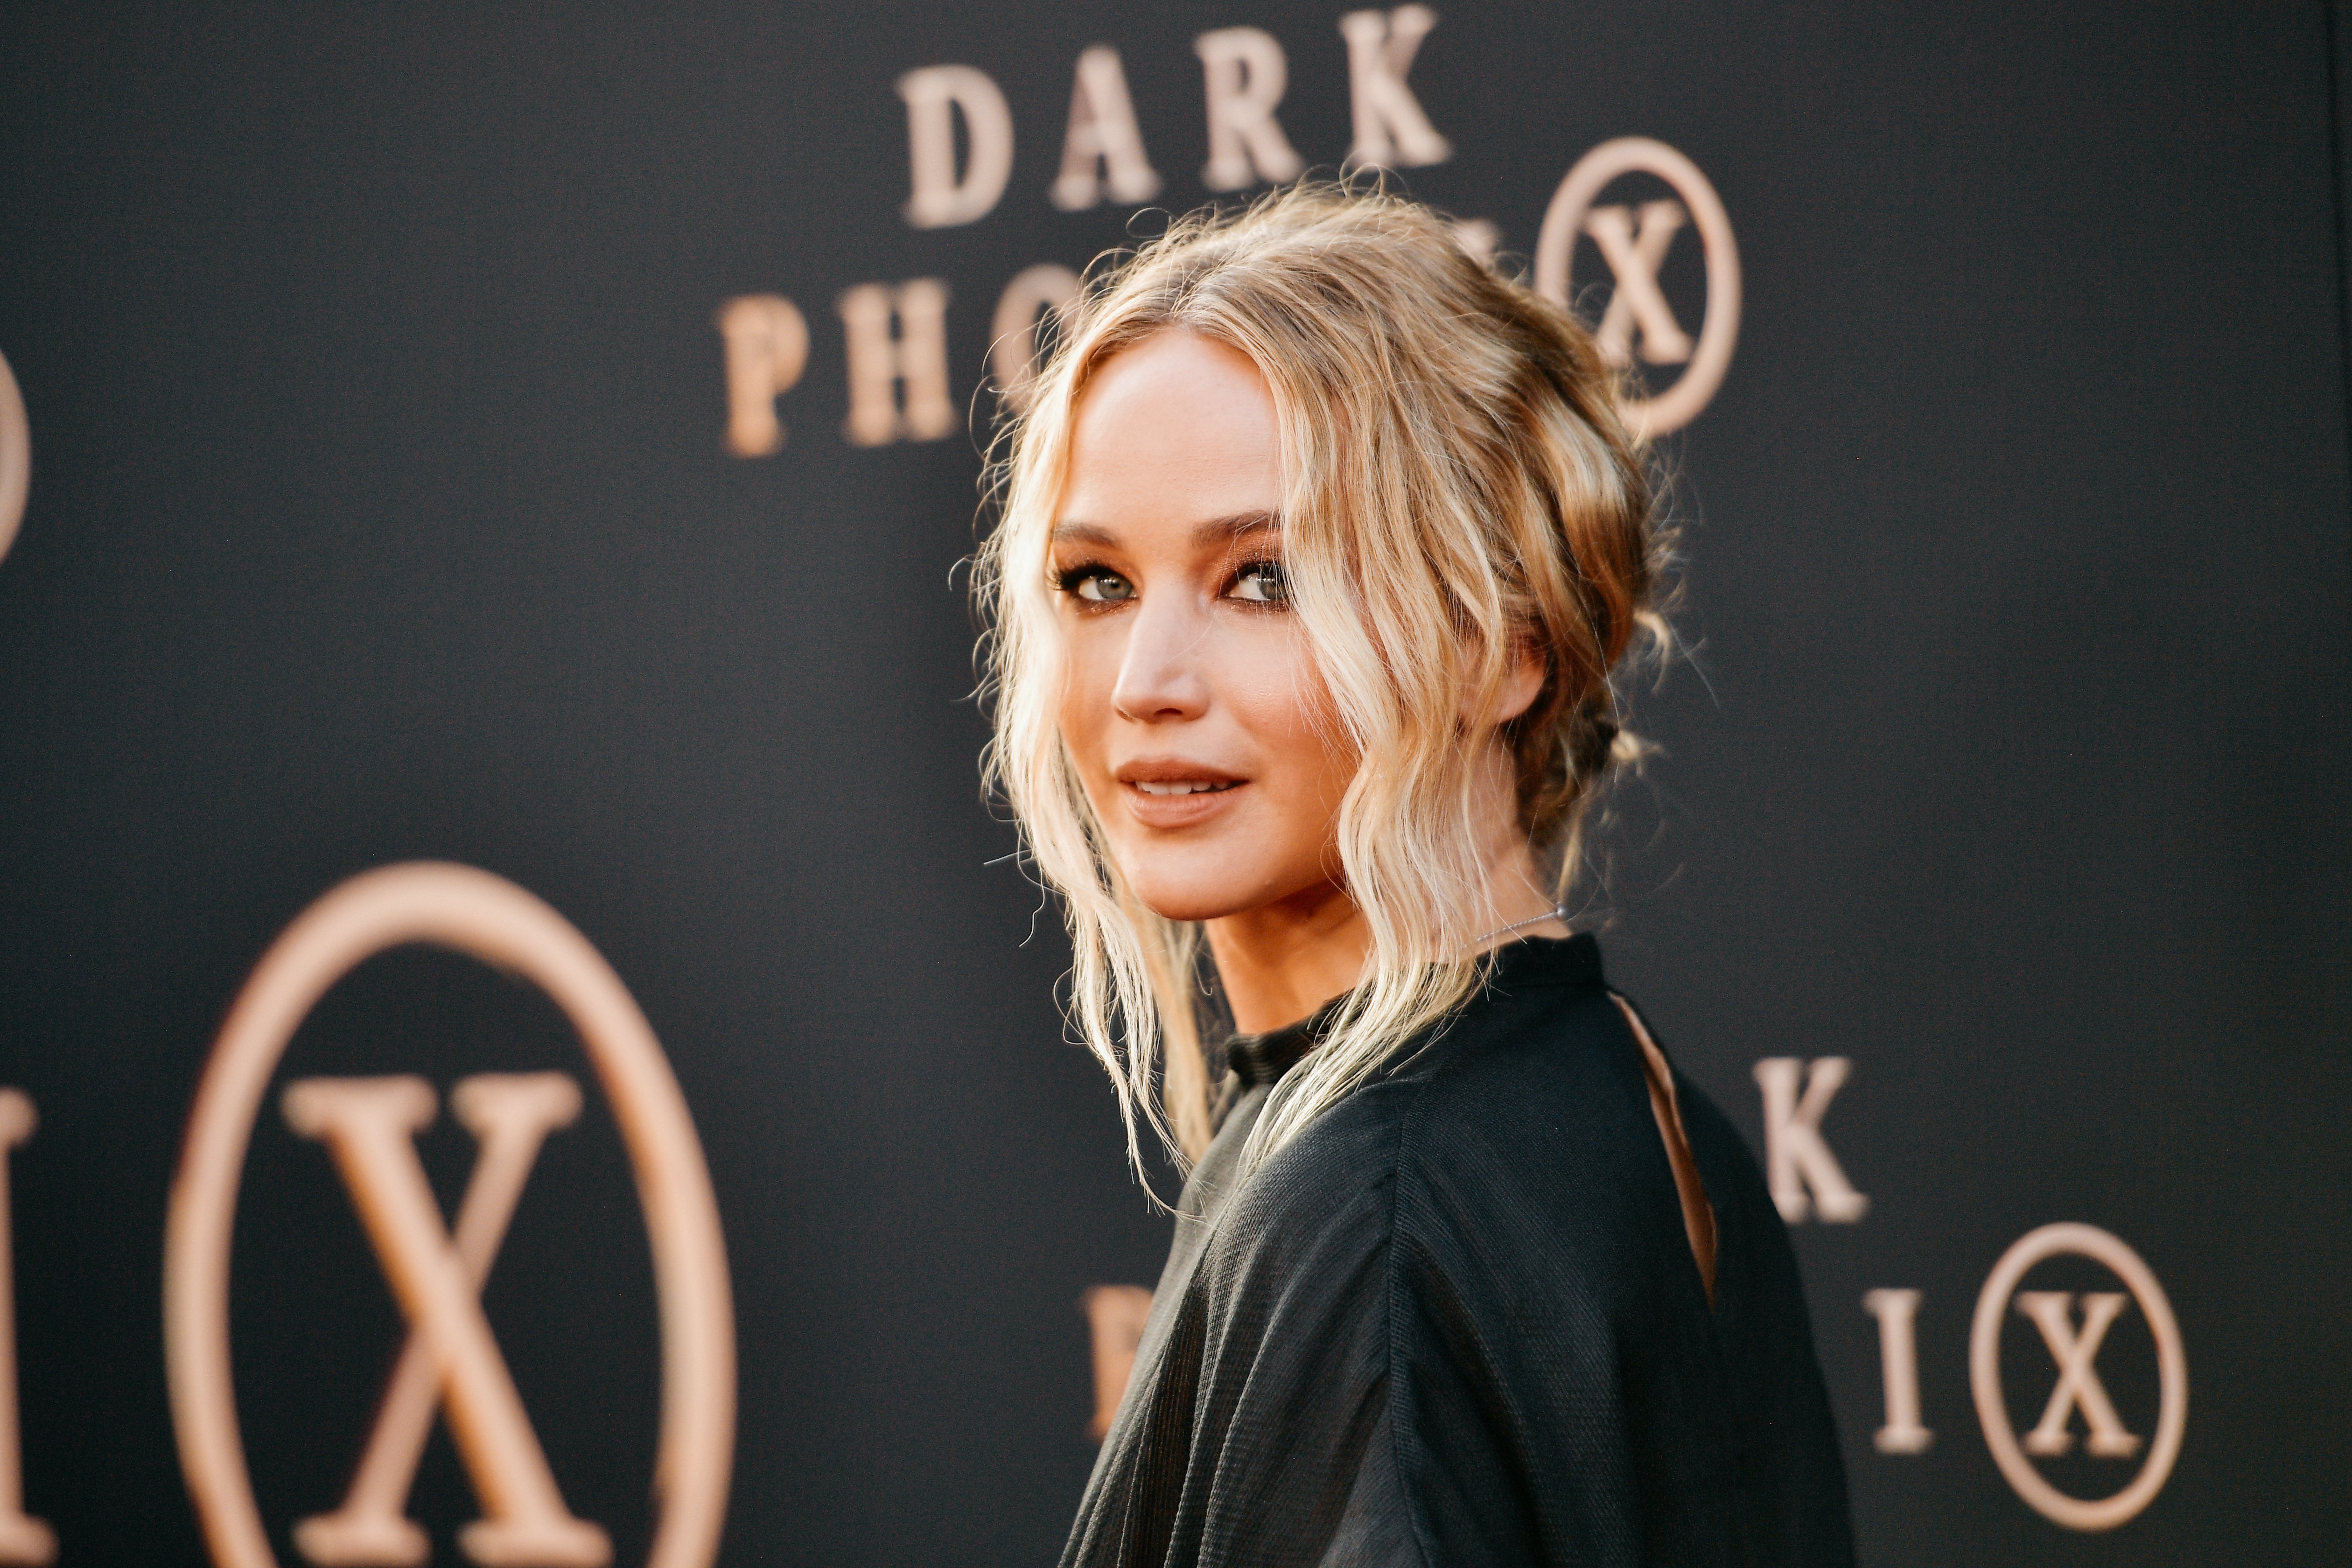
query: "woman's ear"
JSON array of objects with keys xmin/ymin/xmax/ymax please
[{"xmin": 1492, "ymin": 642, "xmax": 1546, "ymax": 726}]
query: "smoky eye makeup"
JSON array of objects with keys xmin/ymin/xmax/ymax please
[
  {"xmin": 1225, "ymin": 559, "xmax": 1290, "ymax": 604},
  {"xmin": 1054, "ymin": 562, "xmax": 1137, "ymax": 604}
]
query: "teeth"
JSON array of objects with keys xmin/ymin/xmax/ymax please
[{"xmin": 1135, "ymin": 780, "xmax": 1235, "ymax": 796}]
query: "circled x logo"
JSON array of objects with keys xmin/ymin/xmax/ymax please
[
  {"xmin": 164, "ymin": 863, "xmax": 736, "ymax": 1568},
  {"xmin": 1534, "ymin": 137, "xmax": 1742, "ymax": 439},
  {"xmin": 1971, "ymin": 1223, "xmax": 2187, "ymax": 1531}
]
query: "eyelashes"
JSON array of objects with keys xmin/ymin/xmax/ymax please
[
  {"xmin": 1055, "ymin": 564, "xmax": 1135, "ymax": 603},
  {"xmin": 1228, "ymin": 560, "xmax": 1289, "ymax": 604},
  {"xmin": 1051, "ymin": 559, "xmax": 1290, "ymax": 608}
]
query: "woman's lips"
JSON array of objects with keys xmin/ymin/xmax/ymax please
[{"xmin": 1119, "ymin": 777, "xmax": 1248, "ymax": 827}]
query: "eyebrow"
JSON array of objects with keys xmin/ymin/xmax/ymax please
[
  {"xmin": 1195, "ymin": 511, "xmax": 1281, "ymax": 548},
  {"xmin": 1050, "ymin": 511, "xmax": 1282, "ymax": 548}
]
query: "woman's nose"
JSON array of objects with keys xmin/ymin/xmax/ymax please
[{"xmin": 1111, "ymin": 595, "xmax": 1211, "ymax": 722}]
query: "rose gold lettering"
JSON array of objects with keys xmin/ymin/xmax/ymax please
[
  {"xmin": 1448, "ymin": 219, "xmax": 1500, "ymax": 267},
  {"xmin": 1338, "ymin": 7, "xmax": 1449, "ymax": 169},
  {"xmin": 1194, "ymin": 28, "xmax": 1303, "ymax": 191},
  {"xmin": 1751, "ymin": 1057, "xmax": 1869, "ymax": 1223},
  {"xmin": 714, "ymin": 296, "xmax": 810, "ymax": 458},
  {"xmin": 838, "ymin": 280, "xmax": 955, "ymax": 446},
  {"xmin": 1861, "ymin": 1288, "xmax": 1932, "ymax": 1455},
  {"xmin": 1080, "ymin": 1286, "xmax": 1152, "ymax": 1442},
  {"xmin": 1050, "ymin": 47, "xmax": 1160, "ymax": 211},
  {"xmin": 292, "ymin": 1074, "xmax": 585, "ymax": 1568},
  {"xmin": 897, "ymin": 65, "xmax": 1013, "ymax": 229},
  {"xmin": 283, "ymin": 1076, "xmax": 610, "ymax": 1568},
  {"xmin": 1582, "ymin": 201, "xmax": 1693, "ymax": 366},
  {"xmin": 0, "ymin": 1094, "xmax": 53, "ymax": 1567},
  {"xmin": 990, "ymin": 265, "xmax": 1082, "ymax": 414},
  {"xmin": 2013, "ymin": 1291, "xmax": 2141, "ymax": 1458}
]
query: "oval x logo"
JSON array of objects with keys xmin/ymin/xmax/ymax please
[
  {"xmin": 164, "ymin": 863, "xmax": 736, "ymax": 1568},
  {"xmin": 1533, "ymin": 137, "xmax": 1742, "ymax": 439},
  {"xmin": 1970, "ymin": 1223, "xmax": 2188, "ymax": 1531}
]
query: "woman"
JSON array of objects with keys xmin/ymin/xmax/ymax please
[{"xmin": 976, "ymin": 186, "xmax": 1854, "ymax": 1567}]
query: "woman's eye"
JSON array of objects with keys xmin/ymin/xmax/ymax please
[
  {"xmin": 1228, "ymin": 561, "xmax": 1290, "ymax": 604},
  {"xmin": 1067, "ymin": 568, "xmax": 1134, "ymax": 603}
]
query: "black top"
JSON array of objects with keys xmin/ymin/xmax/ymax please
[{"xmin": 1061, "ymin": 935, "xmax": 1855, "ymax": 1568}]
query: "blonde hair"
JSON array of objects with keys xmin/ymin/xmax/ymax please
[{"xmin": 975, "ymin": 183, "xmax": 1661, "ymax": 1184}]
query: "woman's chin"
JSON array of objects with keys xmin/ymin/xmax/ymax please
[
  {"xmin": 1128, "ymin": 887, "xmax": 1248, "ymax": 925},
  {"xmin": 1120, "ymin": 861, "xmax": 1331, "ymax": 927},
  {"xmin": 1115, "ymin": 863, "xmax": 1252, "ymax": 924}
]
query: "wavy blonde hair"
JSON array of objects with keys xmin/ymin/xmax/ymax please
[{"xmin": 975, "ymin": 183, "xmax": 1661, "ymax": 1183}]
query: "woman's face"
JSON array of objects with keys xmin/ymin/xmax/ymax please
[{"xmin": 1050, "ymin": 331, "xmax": 1357, "ymax": 925}]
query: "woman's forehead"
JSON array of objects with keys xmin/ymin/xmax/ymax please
[{"xmin": 1059, "ymin": 332, "xmax": 1282, "ymax": 533}]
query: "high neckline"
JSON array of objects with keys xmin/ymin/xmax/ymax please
[
  {"xmin": 1479, "ymin": 931, "xmax": 1605, "ymax": 991},
  {"xmin": 1220, "ymin": 934, "xmax": 1604, "ymax": 1090},
  {"xmin": 1225, "ymin": 996, "xmax": 1343, "ymax": 1088}
]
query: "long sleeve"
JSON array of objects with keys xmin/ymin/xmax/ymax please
[{"xmin": 1059, "ymin": 938, "xmax": 1853, "ymax": 1568}]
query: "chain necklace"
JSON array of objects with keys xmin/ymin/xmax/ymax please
[{"xmin": 1470, "ymin": 906, "xmax": 1568, "ymax": 946}]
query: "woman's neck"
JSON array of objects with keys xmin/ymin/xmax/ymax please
[
  {"xmin": 1205, "ymin": 882, "xmax": 1371, "ymax": 1036},
  {"xmin": 1205, "ymin": 838, "xmax": 1565, "ymax": 1036}
]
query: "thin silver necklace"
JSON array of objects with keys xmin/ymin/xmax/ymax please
[{"xmin": 1471, "ymin": 906, "xmax": 1568, "ymax": 946}]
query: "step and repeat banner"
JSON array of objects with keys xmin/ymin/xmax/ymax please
[{"xmin": 0, "ymin": 2, "xmax": 2346, "ymax": 1564}]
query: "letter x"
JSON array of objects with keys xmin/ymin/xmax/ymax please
[
  {"xmin": 2014, "ymin": 1290, "xmax": 2143, "ymax": 1458},
  {"xmin": 282, "ymin": 1075, "xmax": 611, "ymax": 1568},
  {"xmin": 1583, "ymin": 200, "xmax": 1695, "ymax": 369}
]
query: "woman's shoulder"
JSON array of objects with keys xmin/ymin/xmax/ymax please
[
  {"xmin": 1379, "ymin": 939, "xmax": 1665, "ymax": 1167},
  {"xmin": 1230, "ymin": 949, "xmax": 1687, "ymax": 1280}
]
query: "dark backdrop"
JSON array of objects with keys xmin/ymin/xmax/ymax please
[{"xmin": 0, "ymin": 2, "xmax": 2345, "ymax": 1564}]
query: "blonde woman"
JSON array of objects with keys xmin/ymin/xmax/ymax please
[{"xmin": 978, "ymin": 187, "xmax": 1853, "ymax": 1567}]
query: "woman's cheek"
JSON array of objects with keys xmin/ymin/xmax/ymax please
[
  {"xmin": 1053, "ymin": 631, "xmax": 1113, "ymax": 765},
  {"xmin": 1217, "ymin": 630, "xmax": 1332, "ymax": 755}
]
